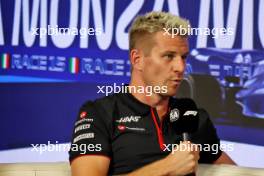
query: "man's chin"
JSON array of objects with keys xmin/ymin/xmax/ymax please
[
  {"xmin": 169, "ymin": 86, "xmax": 180, "ymax": 96},
  {"xmin": 160, "ymin": 88, "xmax": 178, "ymax": 97}
]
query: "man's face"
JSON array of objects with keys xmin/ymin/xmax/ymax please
[{"xmin": 141, "ymin": 31, "xmax": 189, "ymax": 97}]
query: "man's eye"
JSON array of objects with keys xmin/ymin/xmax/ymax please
[
  {"xmin": 182, "ymin": 55, "xmax": 188, "ymax": 60},
  {"xmin": 165, "ymin": 54, "xmax": 174, "ymax": 59},
  {"xmin": 182, "ymin": 55, "xmax": 187, "ymax": 60}
]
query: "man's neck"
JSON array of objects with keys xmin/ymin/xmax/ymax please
[{"xmin": 128, "ymin": 82, "xmax": 169, "ymax": 120}]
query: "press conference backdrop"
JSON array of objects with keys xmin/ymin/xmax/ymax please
[{"xmin": 0, "ymin": 0, "xmax": 263, "ymax": 168}]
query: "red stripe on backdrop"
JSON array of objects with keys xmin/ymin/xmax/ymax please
[
  {"xmin": 75, "ymin": 58, "xmax": 79, "ymax": 73},
  {"xmin": 6, "ymin": 54, "xmax": 10, "ymax": 68}
]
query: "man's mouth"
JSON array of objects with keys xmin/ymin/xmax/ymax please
[{"xmin": 170, "ymin": 79, "xmax": 182, "ymax": 85}]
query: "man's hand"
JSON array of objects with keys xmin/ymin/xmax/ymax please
[
  {"xmin": 163, "ymin": 141, "xmax": 200, "ymax": 176},
  {"xmin": 127, "ymin": 141, "xmax": 200, "ymax": 176}
]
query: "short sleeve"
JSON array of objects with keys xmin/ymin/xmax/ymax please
[
  {"xmin": 69, "ymin": 101, "xmax": 111, "ymax": 163},
  {"xmin": 191, "ymin": 108, "xmax": 222, "ymax": 163}
]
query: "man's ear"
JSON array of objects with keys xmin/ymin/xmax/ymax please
[{"xmin": 130, "ymin": 49, "xmax": 144, "ymax": 71}]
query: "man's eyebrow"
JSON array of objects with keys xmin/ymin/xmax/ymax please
[
  {"xmin": 162, "ymin": 51, "xmax": 177, "ymax": 54},
  {"xmin": 162, "ymin": 51, "xmax": 190, "ymax": 56},
  {"xmin": 182, "ymin": 52, "xmax": 190, "ymax": 56}
]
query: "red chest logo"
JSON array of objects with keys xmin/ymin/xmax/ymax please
[{"xmin": 117, "ymin": 125, "xmax": 126, "ymax": 131}]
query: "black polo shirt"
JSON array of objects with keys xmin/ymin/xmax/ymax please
[{"xmin": 69, "ymin": 92, "xmax": 222, "ymax": 175}]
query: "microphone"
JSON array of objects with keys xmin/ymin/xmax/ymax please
[
  {"xmin": 169, "ymin": 98, "xmax": 199, "ymax": 176},
  {"xmin": 169, "ymin": 98, "xmax": 199, "ymax": 140}
]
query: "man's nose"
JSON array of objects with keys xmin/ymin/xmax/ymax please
[{"xmin": 172, "ymin": 56, "xmax": 186, "ymax": 73}]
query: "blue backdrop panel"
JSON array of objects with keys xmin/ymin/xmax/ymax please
[{"xmin": 0, "ymin": 0, "xmax": 264, "ymax": 150}]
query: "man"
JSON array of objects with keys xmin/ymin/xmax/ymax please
[{"xmin": 69, "ymin": 11, "xmax": 235, "ymax": 176}]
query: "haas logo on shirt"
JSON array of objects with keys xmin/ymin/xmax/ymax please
[{"xmin": 116, "ymin": 116, "xmax": 142, "ymax": 123}]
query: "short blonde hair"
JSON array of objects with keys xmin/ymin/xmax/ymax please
[{"xmin": 129, "ymin": 11, "xmax": 190, "ymax": 54}]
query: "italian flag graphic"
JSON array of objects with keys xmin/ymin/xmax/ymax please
[
  {"xmin": 1, "ymin": 53, "xmax": 10, "ymax": 69},
  {"xmin": 69, "ymin": 57, "xmax": 79, "ymax": 74}
]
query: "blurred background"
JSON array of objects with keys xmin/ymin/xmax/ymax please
[{"xmin": 0, "ymin": 0, "xmax": 263, "ymax": 168}]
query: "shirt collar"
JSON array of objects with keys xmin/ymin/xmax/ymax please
[
  {"xmin": 118, "ymin": 92, "xmax": 176, "ymax": 116},
  {"xmin": 118, "ymin": 92, "xmax": 150, "ymax": 116}
]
